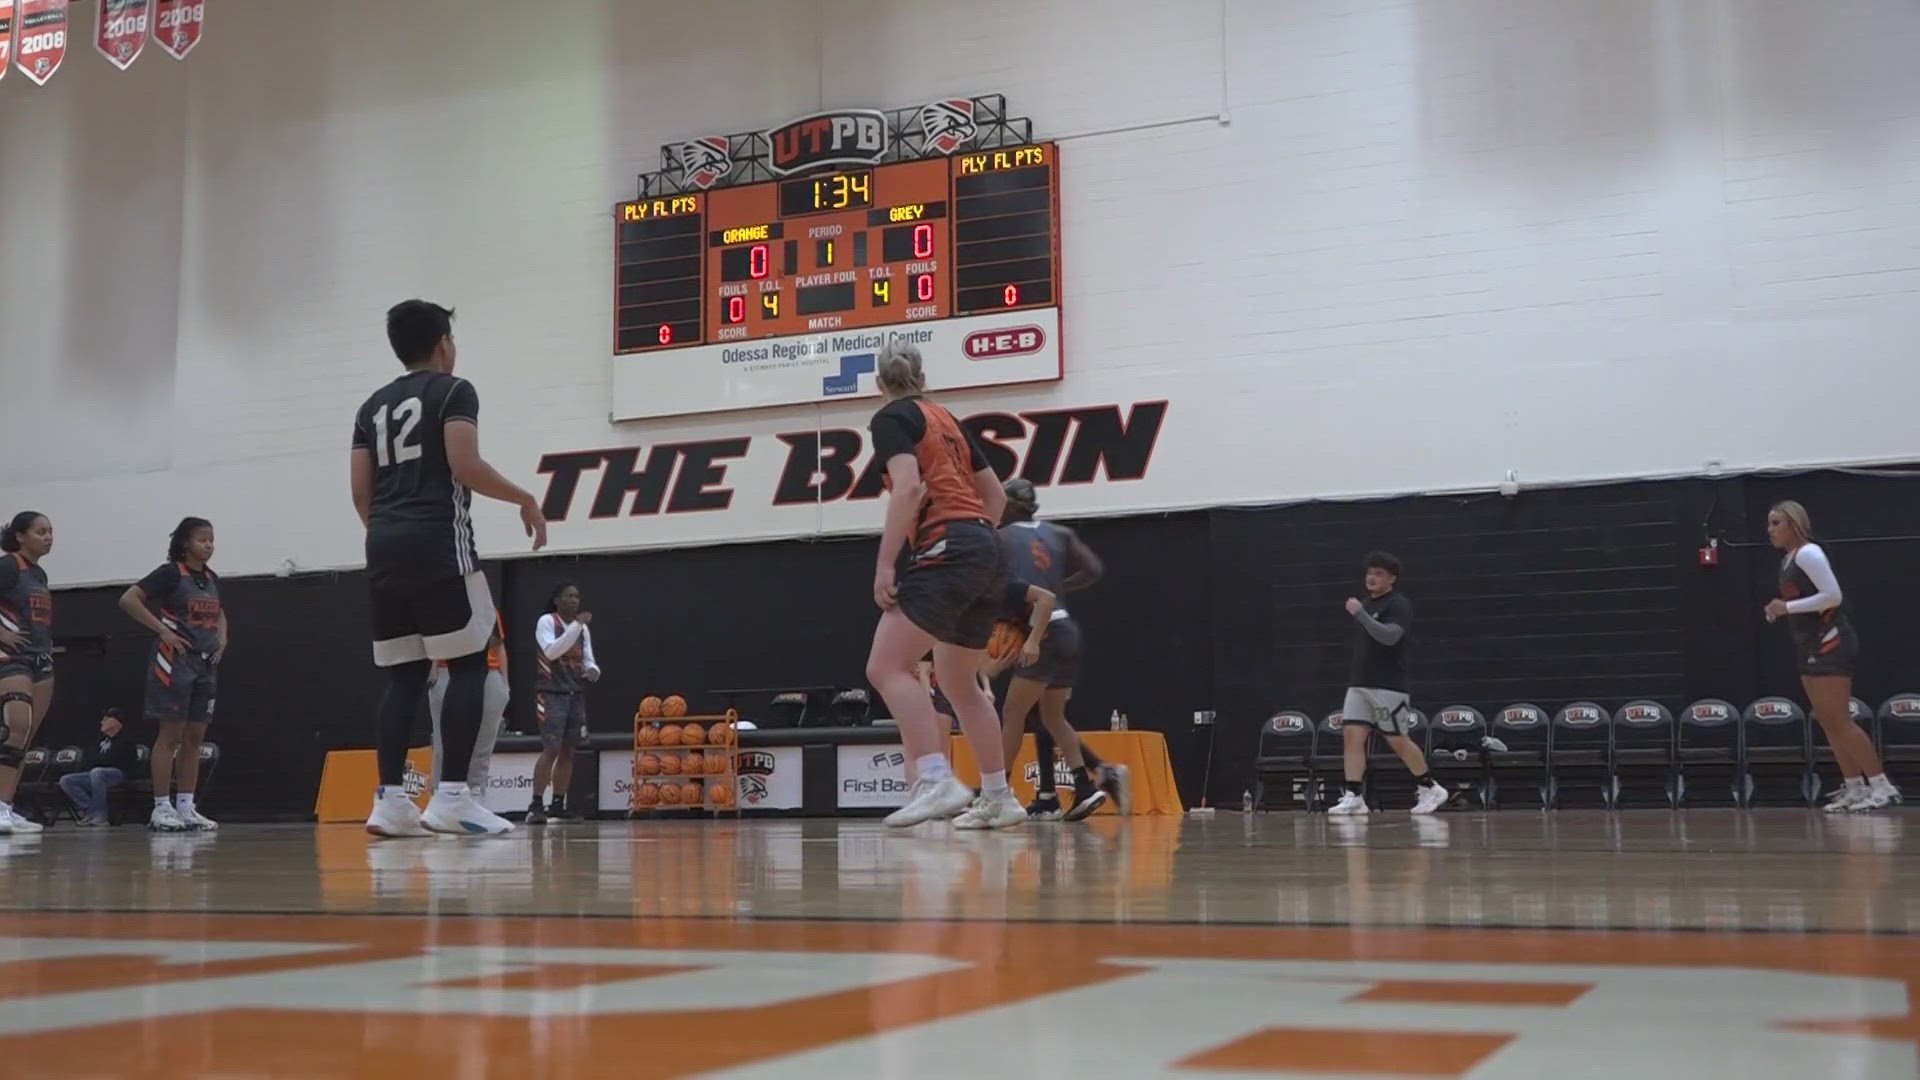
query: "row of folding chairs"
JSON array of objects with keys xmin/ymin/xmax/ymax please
[
  {"xmin": 1252, "ymin": 694, "xmax": 1920, "ymax": 811},
  {"xmin": 12, "ymin": 742, "xmax": 221, "ymax": 825}
]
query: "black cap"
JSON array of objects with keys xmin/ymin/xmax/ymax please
[
  {"xmin": 1004, "ymin": 478, "xmax": 1038, "ymax": 510},
  {"xmin": 102, "ymin": 707, "xmax": 124, "ymax": 719}
]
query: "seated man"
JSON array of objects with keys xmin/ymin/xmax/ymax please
[{"xmin": 61, "ymin": 708, "xmax": 142, "ymax": 826}]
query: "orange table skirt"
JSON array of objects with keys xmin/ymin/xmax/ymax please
[
  {"xmin": 314, "ymin": 748, "xmax": 434, "ymax": 822},
  {"xmin": 947, "ymin": 730, "xmax": 1182, "ymax": 815}
]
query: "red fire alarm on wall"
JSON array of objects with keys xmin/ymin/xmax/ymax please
[{"xmin": 1698, "ymin": 539, "xmax": 1720, "ymax": 567}]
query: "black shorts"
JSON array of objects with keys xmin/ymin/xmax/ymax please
[
  {"xmin": 370, "ymin": 571, "xmax": 496, "ymax": 668},
  {"xmin": 896, "ymin": 520, "xmax": 1005, "ymax": 650},
  {"xmin": 0, "ymin": 652, "xmax": 54, "ymax": 684},
  {"xmin": 146, "ymin": 648, "xmax": 217, "ymax": 724},
  {"xmin": 1797, "ymin": 623, "xmax": 1859, "ymax": 678},
  {"xmin": 535, "ymin": 689, "xmax": 586, "ymax": 749},
  {"xmin": 1012, "ymin": 616, "xmax": 1082, "ymax": 689}
]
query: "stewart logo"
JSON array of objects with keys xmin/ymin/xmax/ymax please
[
  {"xmin": 766, "ymin": 110, "xmax": 889, "ymax": 175},
  {"xmin": 675, "ymin": 137, "xmax": 732, "ymax": 190},
  {"xmin": 918, "ymin": 99, "xmax": 978, "ymax": 155},
  {"xmin": 965, "ymin": 326, "xmax": 1045, "ymax": 360}
]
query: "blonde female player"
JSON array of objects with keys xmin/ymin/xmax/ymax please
[
  {"xmin": 1764, "ymin": 501, "xmax": 1901, "ymax": 811},
  {"xmin": 864, "ymin": 341, "xmax": 1022, "ymax": 830},
  {"xmin": 0, "ymin": 511, "xmax": 57, "ymax": 835}
]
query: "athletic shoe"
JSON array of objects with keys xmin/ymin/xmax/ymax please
[
  {"xmin": 1412, "ymin": 784, "xmax": 1450, "ymax": 816},
  {"xmin": 1099, "ymin": 764, "xmax": 1133, "ymax": 816},
  {"xmin": 525, "ymin": 804, "xmax": 548, "ymax": 825},
  {"xmin": 1025, "ymin": 795, "xmax": 1065, "ymax": 821},
  {"xmin": 1326, "ymin": 791, "xmax": 1370, "ymax": 816},
  {"xmin": 0, "ymin": 805, "xmax": 43, "ymax": 835},
  {"xmin": 1821, "ymin": 786, "xmax": 1865, "ymax": 814},
  {"xmin": 423, "ymin": 789, "xmax": 515, "ymax": 836},
  {"xmin": 177, "ymin": 806, "xmax": 218, "ymax": 831},
  {"xmin": 1063, "ymin": 787, "xmax": 1110, "ymax": 822},
  {"xmin": 548, "ymin": 804, "xmax": 580, "ymax": 822},
  {"xmin": 79, "ymin": 816, "xmax": 109, "ymax": 828},
  {"xmin": 953, "ymin": 789, "xmax": 1029, "ymax": 830},
  {"xmin": 1855, "ymin": 785, "xmax": 1904, "ymax": 812},
  {"xmin": 366, "ymin": 791, "xmax": 430, "ymax": 838},
  {"xmin": 149, "ymin": 803, "xmax": 189, "ymax": 833},
  {"xmin": 884, "ymin": 776, "xmax": 974, "ymax": 827}
]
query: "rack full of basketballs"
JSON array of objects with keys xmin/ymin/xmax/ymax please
[{"xmin": 629, "ymin": 694, "xmax": 739, "ymax": 816}]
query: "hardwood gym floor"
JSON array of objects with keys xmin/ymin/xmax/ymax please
[{"xmin": 0, "ymin": 810, "xmax": 1915, "ymax": 1077}]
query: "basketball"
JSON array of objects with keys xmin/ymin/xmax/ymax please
[
  {"xmin": 681, "ymin": 780, "xmax": 703, "ymax": 805},
  {"xmin": 658, "ymin": 782, "xmax": 682, "ymax": 806},
  {"xmin": 708, "ymin": 723, "xmax": 734, "ymax": 746},
  {"xmin": 660, "ymin": 752, "xmax": 682, "ymax": 776},
  {"xmin": 680, "ymin": 722, "xmax": 706, "ymax": 745},
  {"xmin": 987, "ymin": 620, "xmax": 1028, "ymax": 662},
  {"xmin": 662, "ymin": 695, "xmax": 688, "ymax": 718},
  {"xmin": 703, "ymin": 749, "xmax": 727, "ymax": 775},
  {"xmin": 638, "ymin": 752, "xmax": 661, "ymax": 776},
  {"xmin": 708, "ymin": 782, "xmax": 735, "ymax": 807},
  {"xmin": 635, "ymin": 783, "xmax": 660, "ymax": 807},
  {"xmin": 657, "ymin": 724, "xmax": 681, "ymax": 746},
  {"xmin": 637, "ymin": 724, "xmax": 660, "ymax": 747},
  {"xmin": 638, "ymin": 696, "xmax": 663, "ymax": 719}
]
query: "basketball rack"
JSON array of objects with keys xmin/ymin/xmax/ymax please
[{"xmin": 628, "ymin": 709, "xmax": 741, "ymax": 817}]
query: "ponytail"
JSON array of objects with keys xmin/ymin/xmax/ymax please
[
  {"xmin": 167, "ymin": 516, "xmax": 214, "ymax": 563},
  {"xmin": 2, "ymin": 512, "xmax": 45, "ymax": 554}
]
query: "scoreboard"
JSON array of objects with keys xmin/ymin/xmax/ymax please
[{"xmin": 609, "ymin": 97, "xmax": 1063, "ymax": 421}]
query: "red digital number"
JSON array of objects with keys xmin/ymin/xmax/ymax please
[
  {"xmin": 726, "ymin": 295, "xmax": 746, "ymax": 323},
  {"xmin": 1003, "ymin": 284, "xmax": 1020, "ymax": 307},
  {"xmin": 913, "ymin": 223, "xmax": 934, "ymax": 259},
  {"xmin": 916, "ymin": 273, "xmax": 936, "ymax": 302},
  {"xmin": 749, "ymin": 244, "xmax": 770, "ymax": 279},
  {"xmin": 658, "ymin": 323, "xmax": 673, "ymax": 345}
]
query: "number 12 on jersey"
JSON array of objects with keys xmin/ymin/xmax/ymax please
[{"xmin": 371, "ymin": 397, "xmax": 423, "ymax": 467}]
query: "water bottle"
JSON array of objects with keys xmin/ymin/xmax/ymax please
[
  {"xmin": 1241, "ymin": 788, "xmax": 1254, "ymax": 814},
  {"xmin": 1120, "ymin": 711, "xmax": 1131, "ymax": 732},
  {"xmin": 1110, "ymin": 709, "xmax": 1122, "ymax": 732}
]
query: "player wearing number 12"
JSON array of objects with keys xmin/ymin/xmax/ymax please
[{"xmin": 351, "ymin": 300, "xmax": 547, "ymax": 839}]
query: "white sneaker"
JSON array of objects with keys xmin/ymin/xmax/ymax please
[
  {"xmin": 365, "ymin": 791, "xmax": 430, "ymax": 838},
  {"xmin": 1855, "ymin": 785, "xmax": 1904, "ymax": 812},
  {"xmin": 421, "ymin": 789, "xmax": 514, "ymax": 837},
  {"xmin": 177, "ymin": 805, "xmax": 218, "ymax": 831},
  {"xmin": 0, "ymin": 805, "xmax": 43, "ymax": 834},
  {"xmin": 1412, "ymin": 784, "xmax": 1450, "ymax": 816},
  {"xmin": 149, "ymin": 803, "xmax": 188, "ymax": 833},
  {"xmin": 884, "ymin": 776, "xmax": 974, "ymax": 828},
  {"xmin": 953, "ymin": 789, "xmax": 1029, "ymax": 830},
  {"xmin": 1821, "ymin": 786, "xmax": 1865, "ymax": 814},
  {"xmin": 1327, "ymin": 791, "xmax": 1370, "ymax": 816}
]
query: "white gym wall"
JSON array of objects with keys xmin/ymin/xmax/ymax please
[{"xmin": 4, "ymin": 0, "xmax": 1917, "ymax": 584}]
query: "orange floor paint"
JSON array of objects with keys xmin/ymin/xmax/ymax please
[{"xmin": 0, "ymin": 810, "xmax": 1913, "ymax": 1077}]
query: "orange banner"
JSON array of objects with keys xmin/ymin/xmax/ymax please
[
  {"xmin": 313, "ymin": 747, "xmax": 434, "ymax": 823},
  {"xmin": 948, "ymin": 730, "xmax": 1182, "ymax": 815}
]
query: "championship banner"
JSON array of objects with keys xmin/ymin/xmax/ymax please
[
  {"xmin": 0, "ymin": 1, "xmax": 16, "ymax": 81},
  {"xmin": 94, "ymin": 0, "xmax": 149, "ymax": 69},
  {"xmin": 149, "ymin": 0, "xmax": 197, "ymax": 59},
  {"xmin": 12, "ymin": 0, "xmax": 67, "ymax": 86}
]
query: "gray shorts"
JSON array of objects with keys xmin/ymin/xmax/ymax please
[{"xmin": 1343, "ymin": 687, "xmax": 1414, "ymax": 736}]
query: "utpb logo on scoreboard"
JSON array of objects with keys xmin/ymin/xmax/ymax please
[{"xmin": 613, "ymin": 95, "xmax": 1063, "ymax": 421}]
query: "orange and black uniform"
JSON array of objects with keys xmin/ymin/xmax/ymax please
[
  {"xmin": 136, "ymin": 561, "xmax": 222, "ymax": 724},
  {"xmin": 0, "ymin": 553, "xmax": 54, "ymax": 683},
  {"xmin": 870, "ymin": 396, "xmax": 1007, "ymax": 649}
]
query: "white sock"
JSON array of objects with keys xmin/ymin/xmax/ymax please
[
  {"xmin": 1868, "ymin": 773, "xmax": 1894, "ymax": 790},
  {"xmin": 176, "ymin": 793, "xmax": 195, "ymax": 813},
  {"xmin": 436, "ymin": 781, "xmax": 468, "ymax": 799},
  {"xmin": 0, "ymin": 800, "xmax": 11, "ymax": 814},
  {"xmin": 155, "ymin": 796, "xmax": 172, "ymax": 811},
  {"xmin": 916, "ymin": 754, "xmax": 953, "ymax": 782},
  {"xmin": 980, "ymin": 770, "xmax": 1009, "ymax": 795}
]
